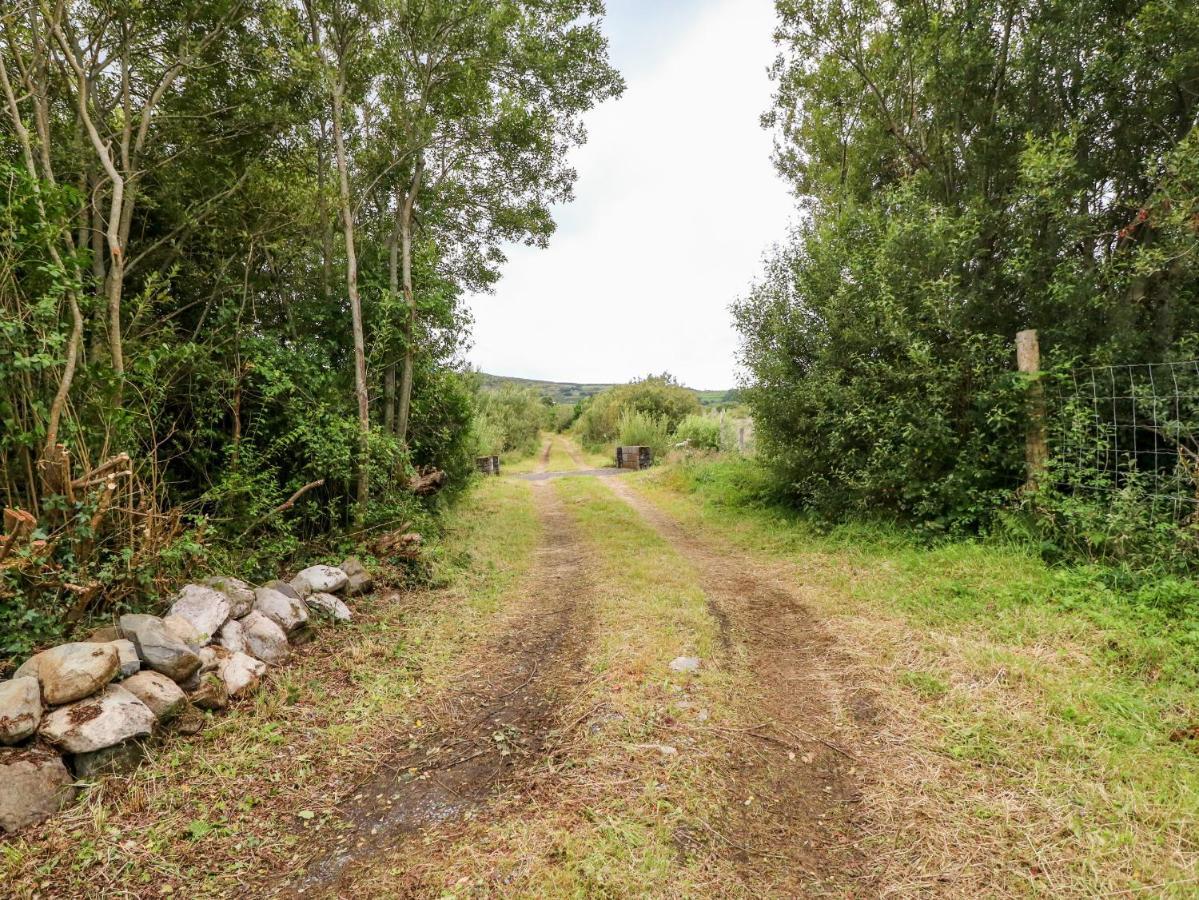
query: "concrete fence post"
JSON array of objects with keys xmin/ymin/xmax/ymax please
[{"xmin": 1016, "ymin": 329, "xmax": 1048, "ymax": 490}]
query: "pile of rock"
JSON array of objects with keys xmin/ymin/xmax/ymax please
[{"xmin": 0, "ymin": 558, "xmax": 372, "ymax": 834}]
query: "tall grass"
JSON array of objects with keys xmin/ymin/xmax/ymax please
[
  {"xmin": 616, "ymin": 409, "xmax": 669, "ymax": 459},
  {"xmin": 672, "ymin": 414, "xmax": 723, "ymax": 451}
]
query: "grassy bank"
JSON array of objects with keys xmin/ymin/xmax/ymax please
[
  {"xmin": 1, "ymin": 477, "xmax": 540, "ymax": 898},
  {"xmin": 631, "ymin": 457, "xmax": 1199, "ymax": 896}
]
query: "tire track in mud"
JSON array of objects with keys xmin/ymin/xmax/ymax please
[
  {"xmin": 601, "ymin": 476, "xmax": 875, "ymax": 895},
  {"xmin": 534, "ymin": 436, "xmax": 552, "ymax": 473},
  {"xmin": 285, "ymin": 481, "xmax": 596, "ymax": 896}
]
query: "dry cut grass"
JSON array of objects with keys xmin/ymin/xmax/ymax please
[{"xmin": 0, "ymin": 477, "xmax": 541, "ymax": 899}]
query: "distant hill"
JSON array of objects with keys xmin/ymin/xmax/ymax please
[{"xmin": 479, "ymin": 373, "xmax": 737, "ymax": 408}]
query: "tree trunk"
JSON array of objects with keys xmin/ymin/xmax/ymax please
[
  {"xmin": 330, "ymin": 74, "xmax": 371, "ymax": 513},
  {"xmin": 0, "ymin": 49, "xmax": 83, "ymax": 456},
  {"xmin": 318, "ymin": 119, "xmax": 333, "ymax": 302},
  {"xmin": 395, "ymin": 158, "xmax": 425, "ymax": 445},
  {"xmin": 89, "ymin": 179, "xmax": 106, "ymax": 360},
  {"xmin": 384, "ymin": 211, "xmax": 401, "ymax": 434},
  {"xmin": 45, "ymin": 16, "xmax": 126, "ymax": 385},
  {"xmin": 303, "ymin": 2, "xmax": 334, "ymax": 304},
  {"xmin": 105, "ymin": 247, "xmax": 125, "ymax": 378},
  {"xmin": 44, "ymin": 294, "xmax": 83, "ymax": 453}
]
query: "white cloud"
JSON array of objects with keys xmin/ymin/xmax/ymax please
[{"xmin": 465, "ymin": 0, "xmax": 795, "ymax": 389}]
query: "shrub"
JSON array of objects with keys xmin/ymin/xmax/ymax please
[
  {"xmin": 673, "ymin": 414, "xmax": 723, "ymax": 451},
  {"xmin": 616, "ymin": 409, "xmax": 670, "ymax": 460},
  {"xmin": 574, "ymin": 374, "xmax": 700, "ymax": 450},
  {"xmin": 475, "ymin": 386, "xmax": 550, "ymax": 457}
]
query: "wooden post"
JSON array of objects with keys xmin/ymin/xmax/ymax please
[{"xmin": 1016, "ymin": 329, "xmax": 1048, "ymax": 490}]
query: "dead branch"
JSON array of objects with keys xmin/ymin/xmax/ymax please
[
  {"xmin": 271, "ymin": 479, "xmax": 325, "ymax": 515},
  {"xmin": 0, "ymin": 508, "xmax": 37, "ymax": 565},
  {"xmin": 239, "ymin": 479, "xmax": 325, "ymax": 537},
  {"xmin": 70, "ymin": 452, "xmax": 132, "ymax": 488},
  {"xmin": 408, "ymin": 468, "xmax": 446, "ymax": 496}
]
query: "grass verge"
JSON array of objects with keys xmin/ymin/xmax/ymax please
[
  {"xmin": 501, "ymin": 438, "xmax": 549, "ymax": 474},
  {"xmin": 631, "ymin": 456, "xmax": 1199, "ymax": 897},
  {"xmin": 1, "ymin": 477, "xmax": 540, "ymax": 899}
]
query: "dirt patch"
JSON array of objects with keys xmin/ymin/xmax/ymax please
[
  {"xmin": 513, "ymin": 467, "xmax": 624, "ymax": 482},
  {"xmin": 603, "ymin": 477, "xmax": 874, "ymax": 895},
  {"xmin": 534, "ymin": 437, "xmax": 552, "ymax": 473},
  {"xmin": 285, "ymin": 481, "xmax": 597, "ymax": 896},
  {"xmin": 66, "ymin": 701, "xmax": 103, "ymax": 725}
]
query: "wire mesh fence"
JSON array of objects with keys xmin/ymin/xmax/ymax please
[{"xmin": 1050, "ymin": 361, "xmax": 1199, "ymax": 519}]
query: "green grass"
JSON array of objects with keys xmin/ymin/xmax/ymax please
[
  {"xmin": 500, "ymin": 437, "xmax": 548, "ymax": 474},
  {"xmin": 560, "ymin": 434, "xmax": 612, "ymax": 469},
  {"xmin": 543, "ymin": 433, "xmax": 579, "ymax": 471},
  {"xmin": 631, "ymin": 456, "xmax": 1199, "ymax": 896}
]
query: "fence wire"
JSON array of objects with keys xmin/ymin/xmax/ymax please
[{"xmin": 1051, "ymin": 361, "xmax": 1199, "ymax": 519}]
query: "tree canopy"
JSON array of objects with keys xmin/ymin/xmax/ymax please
[
  {"xmin": 0, "ymin": 0, "xmax": 621, "ymax": 653},
  {"xmin": 737, "ymin": 0, "xmax": 1199, "ymax": 526}
]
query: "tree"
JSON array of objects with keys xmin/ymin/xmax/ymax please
[
  {"xmin": 738, "ymin": 0, "xmax": 1199, "ymax": 526},
  {"xmin": 0, "ymin": 0, "xmax": 621, "ymax": 648},
  {"xmin": 303, "ymin": 0, "xmax": 374, "ymax": 511},
  {"xmin": 371, "ymin": 0, "xmax": 624, "ymax": 443}
]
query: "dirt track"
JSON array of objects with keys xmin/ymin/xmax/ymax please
[
  {"xmin": 288, "ymin": 474, "xmax": 598, "ymax": 895},
  {"xmin": 603, "ymin": 476, "xmax": 871, "ymax": 894},
  {"xmin": 290, "ymin": 436, "xmax": 877, "ymax": 896}
]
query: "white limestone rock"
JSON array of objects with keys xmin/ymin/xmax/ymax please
[
  {"xmin": 197, "ymin": 645, "xmax": 231, "ymax": 674},
  {"xmin": 202, "ymin": 575, "xmax": 255, "ymax": 618},
  {"xmin": 16, "ymin": 642, "xmax": 119, "ymax": 705},
  {"xmin": 215, "ymin": 618, "xmax": 247, "ymax": 654},
  {"xmin": 220, "ymin": 652, "xmax": 267, "ymax": 697},
  {"xmin": 305, "ymin": 592, "xmax": 352, "ymax": 623},
  {"xmin": 253, "ymin": 586, "xmax": 308, "ymax": 634},
  {"xmin": 0, "ymin": 746, "xmax": 76, "ymax": 833},
  {"xmin": 340, "ymin": 556, "xmax": 373, "ymax": 596},
  {"xmin": 264, "ymin": 579, "xmax": 301, "ymax": 600},
  {"xmin": 39, "ymin": 685, "xmax": 156, "ymax": 754},
  {"xmin": 110, "ymin": 639, "xmax": 141, "ymax": 678},
  {"xmin": 167, "ymin": 583, "xmax": 231, "ymax": 642},
  {"xmin": 120, "ymin": 670, "xmax": 187, "ymax": 722},
  {"xmin": 163, "ymin": 614, "xmax": 204, "ymax": 650},
  {"xmin": 293, "ymin": 565, "xmax": 348, "ymax": 596},
  {"xmin": 0, "ymin": 677, "xmax": 41, "ymax": 745},
  {"xmin": 119, "ymin": 614, "xmax": 202, "ymax": 683},
  {"xmin": 238, "ymin": 611, "xmax": 289, "ymax": 665}
]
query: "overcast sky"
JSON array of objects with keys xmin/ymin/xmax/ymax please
[{"xmin": 464, "ymin": 0, "xmax": 795, "ymax": 390}]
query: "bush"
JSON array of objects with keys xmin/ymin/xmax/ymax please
[
  {"xmin": 735, "ymin": 201, "xmax": 1026, "ymax": 531},
  {"xmin": 616, "ymin": 409, "xmax": 670, "ymax": 460},
  {"xmin": 475, "ymin": 386, "xmax": 550, "ymax": 457},
  {"xmin": 673, "ymin": 414, "xmax": 723, "ymax": 451},
  {"xmin": 574, "ymin": 374, "xmax": 700, "ymax": 450}
]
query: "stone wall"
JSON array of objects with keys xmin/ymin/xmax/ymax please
[{"xmin": 0, "ymin": 557, "xmax": 373, "ymax": 834}]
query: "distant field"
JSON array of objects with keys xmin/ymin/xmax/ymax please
[{"xmin": 480, "ymin": 373, "xmax": 736, "ymax": 407}]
